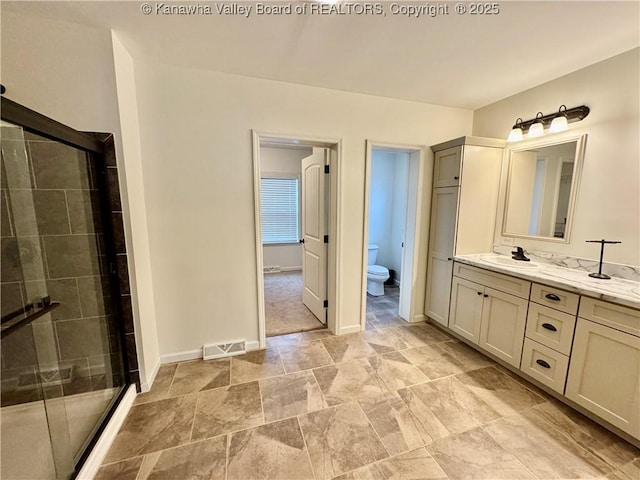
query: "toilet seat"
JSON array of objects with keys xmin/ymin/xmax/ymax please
[{"xmin": 367, "ymin": 265, "xmax": 389, "ymax": 276}]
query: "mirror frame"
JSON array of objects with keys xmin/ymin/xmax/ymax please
[{"xmin": 502, "ymin": 133, "xmax": 587, "ymax": 243}]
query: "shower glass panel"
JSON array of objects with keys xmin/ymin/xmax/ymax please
[{"xmin": 1, "ymin": 121, "xmax": 127, "ymax": 479}]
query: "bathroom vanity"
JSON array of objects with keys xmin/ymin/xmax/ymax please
[
  {"xmin": 424, "ymin": 132, "xmax": 640, "ymax": 445},
  {"xmin": 443, "ymin": 254, "xmax": 640, "ymax": 444}
]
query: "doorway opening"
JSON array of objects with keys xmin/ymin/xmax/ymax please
[
  {"xmin": 362, "ymin": 142, "xmax": 425, "ymax": 330},
  {"xmin": 252, "ymin": 132, "xmax": 341, "ymax": 346}
]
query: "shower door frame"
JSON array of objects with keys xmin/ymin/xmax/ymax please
[{"xmin": 1, "ymin": 96, "xmax": 133, "ymax": 476}]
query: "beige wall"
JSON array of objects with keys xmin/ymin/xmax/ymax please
[
  {"xmin": 473, "ymin": 48, "xmax": 640, "ymax": 266},
  {"xmin": 1, "ymin": 12, "xmax": 160, "ymax": 389},
  {"xmin": 111, "ymin": 34, "xmax": 161, "ymax": 390},
  {"xmin": 1, "ymin": 12, "xmax": 119, "ymax": 137},
  {"xmin": 132, "ymin": 59, "xmax": 472, "ymax": 356}
]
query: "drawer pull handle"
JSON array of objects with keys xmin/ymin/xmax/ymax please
[
  {"xmin": 541, "ymin": 323, "xmax": 557, "ymax": 332},
  {"xmin": 545, "ymin": 293, "xmax": 561, "ymax": 301},
  {"xmin": 536, "ymin": 359, "xmax": 551, "ymax": 369}
]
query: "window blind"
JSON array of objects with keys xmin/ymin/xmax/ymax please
[{"xmin": 261, "ymin": 177, "xmax": 299, "ymax": 244}]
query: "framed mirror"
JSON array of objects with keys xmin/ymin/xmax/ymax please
[{"xmin": 502, "ymin": 134, "xmax": 587, "ymax": 242}]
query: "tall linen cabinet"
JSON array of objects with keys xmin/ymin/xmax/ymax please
[{"xmin": 424, "ymin": 136, "xmax": 505, "ymax": 327}]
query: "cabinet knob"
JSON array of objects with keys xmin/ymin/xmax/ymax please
[
  {"xmin": 541, "ymin": 323, "xmax": 557, "ymax": 332},
  {"xmin": 477, "ymin": 291, "xmax": 482, "ymax": 295},
  {"xmin": 447, "ymin": 257, "xmax": 453, "ymax": 261},
  {"xmin": 545, "ymin": 293, "xmax": 561, "ymax": 301},
  {"xmin": 483, "ymin": 294, "xmax": 489, "ymax": 298},
  {"xmin": 536, "ymin": 359, "xmax": 551, "ymax": 369},
  {"xmin": 453, "ymin": 176, "xmax": 459, "ymax": 180}
]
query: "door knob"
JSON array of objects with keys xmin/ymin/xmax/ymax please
[{"xmin": 299, "ymin": 239, "xmax": 305, "ymax": 244}]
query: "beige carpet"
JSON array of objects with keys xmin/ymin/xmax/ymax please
[{"xmin": 264, "ymin": 271, "xmax": 325, "ymax": 337}]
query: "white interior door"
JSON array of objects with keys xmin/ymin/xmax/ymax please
[
  {"xmin": 399, "ymin": 151, "xmax": 419, "ymax": 320},
  {"xmin": 301, "ymin": 148, "xmax": 327, "ymax": 323}
]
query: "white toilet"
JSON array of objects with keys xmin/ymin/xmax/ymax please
[{"xmin": 367, "ymin": 244, "xmax": 390, "ymax": 296}]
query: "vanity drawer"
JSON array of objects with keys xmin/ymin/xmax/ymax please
[
  {"xmin": 520, "ymin": 338, "xmax": 569, "ymax": 394},
  {"xmin": 453, "ymin": 263, "xmax": 531, "ymax": 299},
  {"xmin": 525, "ymin": 303, "xmax": 576, "ymax": 355},
  {"xmin": 531, "ymin": 283, "xmax": 580, "ymax": 315},
  {"xmin": 579, "ymin": 297, "xmax": 640, "ymax": 337}
]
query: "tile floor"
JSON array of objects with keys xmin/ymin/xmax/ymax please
[{"xmin": 97, "ymin": 294, "xmax": 639, "ymax": 480}]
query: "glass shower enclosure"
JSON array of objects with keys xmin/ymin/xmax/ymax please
[{"xmin": 1, "ymin": 118, "xmax": 129, "ymax": 478}]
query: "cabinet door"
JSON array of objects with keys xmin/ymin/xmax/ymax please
[
  {"xmin": 449, "ymin": 277, "xmax": 483, "ymax": 343},
  {"xmin": 566, "ymin": 319, "xmax": 640, "ymax": 439},
  {"xmin": 433, "ymin": 146, "xmax": 462, "ymax": 187},
  {"xmin": 479, "ymin": 287, "xmax": 529, "ymax": 367},
  {"xmin": 425, "ymin": 187, "xmax": 458, "ymax": 326}
]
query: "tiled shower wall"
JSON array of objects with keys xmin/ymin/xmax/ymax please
[
  {"xmin": 1, "ymin": 130, "xmax": 139, "ymax": 404},
  {"xmin": 101, "ymin": 133, "xmax": 141, "ymax": 389}
]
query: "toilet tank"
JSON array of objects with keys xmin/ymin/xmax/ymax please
[{"xmin": 367, "ymin": 244, "xmax": 379, "ymax": 265}]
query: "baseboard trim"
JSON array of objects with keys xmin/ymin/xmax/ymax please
[
  {"xmin": 410, "ymin": 314, "xmax": 427, "ymax": 324},
  {"xmin": 264, "ymin": 266, "xmax": 302, "ymax": 274},
  {"xmin": 160, "ymin": 349, "xmax": 202, "ymax": 364},
  {"xmin": 245, "ymin": 340, "xmax": 260, "ymax": 351},
  {"xmin": 140, "ymin": 358, "xmax": 161, "ymax": 393},
  {"xmin": 339, "ymin": 324, "xmax": 363, "ymax": 335},
  {"xmin": 76, "ymin": 385, "xmax": 137, "ymax": 480}
]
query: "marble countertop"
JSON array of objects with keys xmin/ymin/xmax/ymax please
[{"xmin": 454, "ymin": 253, "xmax": 640, "ymax": 310}]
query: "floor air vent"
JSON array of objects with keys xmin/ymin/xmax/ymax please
[
  {"xmin": 203, "ymin": 341, "xmax": 246, "ymax": 360},
  {"xmin": 263, "ymin": 266, "xmax": 281, "ymax": 273}
]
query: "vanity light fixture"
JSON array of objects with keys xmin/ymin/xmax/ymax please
[
  {"xmin": 506, "ymin": 105, "xmax": 590, "ymax": 142},
  {"xmin": 527, "ymin": 112, "xmax": 546, "ymax": 138},
  {"xmin": 549, "ymin": 104, "xmax": 569, "ymax": 133},
  {"xmin": 507, "ymin": 118, "xmax": 524, "ymax": 143}
]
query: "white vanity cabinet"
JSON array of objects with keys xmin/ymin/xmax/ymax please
[
  {"xmin": 450, "ymin": 263, "xmax": 530, "ymax": 367},
  {"xmin": 425, "ymin": 137, "xmax": 505, "ymax": 327},
  {"xmin": 442, "ymin": 258, "xmax": 640, "ymax": 443},
  {"xmin": 520, "ymin": 284, "xmax": 578, "ymax": 394},
  {"xmin": 565, "ymin": 299, "xmax": 640, "ymax": 439}
]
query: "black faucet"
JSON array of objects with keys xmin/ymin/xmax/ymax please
[{"xmin": 511, "ymin": 246, "xmax": 530, "ymax": 262}]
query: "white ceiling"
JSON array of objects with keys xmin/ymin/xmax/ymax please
[{"xmin": 3, "ymin": 1, "xmax": 639, "ymax": 109}]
